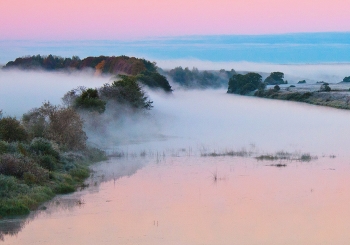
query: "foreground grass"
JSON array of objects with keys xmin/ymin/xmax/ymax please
[{"xmin": 0, "ymin": 144, "xmax": 107, "ymax": 218}]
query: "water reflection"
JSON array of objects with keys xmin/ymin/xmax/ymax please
[
  {"xmin": 0, "ymin": 157, "xmax": 146, "ymax": 242},
  {"xmin": 1, "ymin": 153, "xmax": 346, "ymax": 244}
]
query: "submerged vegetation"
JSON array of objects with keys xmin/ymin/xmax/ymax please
[{"xmin": 201, "ymin": 148, "xmax": 319, "ymax": 165}]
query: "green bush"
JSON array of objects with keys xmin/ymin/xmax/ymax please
[
  {"xmin": 136, "ymin": 70, "xmax": 172, "ymax": 92},
  {"xmin": 55, "ymin": 183, "xmax": 75, "ymax": 194},
  {"xmin": 0, "ymin": 117, "xmax": 28, "ymax": 142},
  {"xmin": 0, "ymin": 140, "xmax": 9, "ymax": 154},
  {"xmin": 30, "ymin": 138, "xmax": 60, "ymax": 159},
  {"xmin": 228, "ymin": 73, "xmax": 265, "ymax": 95},
  {"xmin": 38, "ymin": 155, "xmax": 59, "ymax": 171},
  {"xmin": 74, "ymin": 88, "xmax": 106, "ymax": 113},
  {"xmin": 100, "ymin": 75, "xmax": 153, "ymax": 110}
]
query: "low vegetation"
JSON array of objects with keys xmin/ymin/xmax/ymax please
[
  {"xmin": 0, "ymin": 103, "xmax": 107, "ymax": 218},
  {"xmin": 201, "ymin": 148, "xmax": 319, "ymax": 164}
]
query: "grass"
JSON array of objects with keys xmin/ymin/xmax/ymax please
[
  {"xmin": 201, "ymin": 149, "xmax": 252, "ymax": 157},
  {"xmin": 256, "ymin": 88, "xmax": 350, "ymax": 110},
  {"xmin": 201, "ymin": 148, "xmax": 320, "ymax": 165},
  {"xmin": 0, "ymin": 145, "xmax": 107, "ymax": 218},
  {"xmin": 256, "ymin": 152, "xmax": 317, "ymax": 162}
]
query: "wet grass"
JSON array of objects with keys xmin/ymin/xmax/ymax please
[{"xmin": 0, "ymin": 146, "xmax": 107, "ymax": 218}]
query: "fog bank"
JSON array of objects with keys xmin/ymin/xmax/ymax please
[
  {"xmin": 0, "ymin": 70, "xmax": 109, "ymax": 117},
  {"xmin": 158, "ymin": 60, "xmax": 350, "ymax": 83}
]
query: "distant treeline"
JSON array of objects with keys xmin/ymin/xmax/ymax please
[
  {"xmin": 3, "ymin": 55, "xmax": 172, "ymax": 92},
  {"xmin": 3, "ymin": 55, "xmax": 156, "ymax": 75},
  {"xmin": 162, "ymin": 67, "xmax": 237, "ymax": 89}
]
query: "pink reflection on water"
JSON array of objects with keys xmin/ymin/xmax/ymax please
[{"xmin": 3, "ymin": 155, "xmax": 350, "ymax": 244}]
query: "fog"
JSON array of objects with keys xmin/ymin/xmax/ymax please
[
  {"xmin": 0, "ymin": 69, "xmax": 109, "ymax": 117},
  {"xmin": 158, "ymin": 59, "xmax": 350, "ymax": 83},
  {"xmin": 1, "ymin": 68, "xmax": 350, "ymax": 157}
]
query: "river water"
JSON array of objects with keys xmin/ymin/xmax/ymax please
[{"xmin": 1, "ymin": 88, "xmax": 350, "ymax": 244}]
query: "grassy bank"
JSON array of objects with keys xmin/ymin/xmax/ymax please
[
  {"xmin": 0, "ymin": 141, "xmax": 107, "ymax": 218},
  {"xmin": 255, "ymin": 85, "xmax": 350, "ymax": 110}
]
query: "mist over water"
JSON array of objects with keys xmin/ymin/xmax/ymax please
[
  {"xmin": 0, "ymin": 69, "xmax": 109, "ymax": 117},
  {"xmin": 1, "ymin": 69, "xmax": 350, "ymax": 157},
  {"xmin": 3, "ymin": 69, "xmax": 350, "ymax": 244}
]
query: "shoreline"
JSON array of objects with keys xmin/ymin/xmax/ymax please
[
  {"xmin": 0, "ymin": 147, "xmax": 107, "ymax": 219},
  {"xmin": 255, "ymin": 83, "xmax": 350, "ymax": 110}
]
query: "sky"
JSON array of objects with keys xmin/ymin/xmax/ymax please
[{"xmin": 1, "ymin": 0, "xmax": 350, "ymax": 40}]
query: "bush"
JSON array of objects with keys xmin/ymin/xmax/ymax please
[
  {"xmin": 23, "ymin": 103, "xmax": 87, "ymax": 151},
  {"xmin": 0, "ymin": 154, "xmax": 48, "ymax": 183},
  {"xmin": 136, "ymin": 70, "xmax": 172, "ymax": 92},
  {"xmin": 228, "ymin": 73, "xmax": 265, "ymax": 95},
  {"xmin": 99, "ymin": 75, "xmax": 153, "ymax": 110},
  {"xmin": 0, "ymin": 117, "xmax": 28, "ymax": 142},
  {"xmin": 38, "ymin": 155, "xmax": 59, "ymax": 171},
  {"xmin": 30, "ymin": 138, "xmax": 60, "ymax": 159},
  {"xmin": 320, "ymin": 84, "xmax": 331, "ymax": 92},
  {"xmin": 264, "ymin": 72, "xmax": 286, "ymax": 85},
  {"xmin": 74, "ymin": 88, "xmax": 106, "ymax": 113},
  {"xmin": 0, "ymin": 141, "xmax": 8, "ymax": 154}
]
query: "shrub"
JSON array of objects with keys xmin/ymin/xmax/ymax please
[
  {"xmin": 55, "ymin": 183, "xmax": 75, "ymax": 194},
  {"xmin": 74, "ymin": 88, "xmax": 106, "ymax": 113},
  {"xmin": 23, "ymin": 103, "xmax": 87, "ymax": 151},
  {"xmin": 264, "ymin": 72, "xmax": 286, "ymax": 85},
  {"xmin": 136, "ymin": 70, "xmax": 172, "ymax": 92},
  {"xmin": 0, "ymin": 154, "xmax": 48, "ymax": 183},
  {"xmin": 274, "ymin": 85, "xmax": 281, "ymax": 91},
  {"xmin": 30, "ymin": 138, "xmax": 60, "ymax": 159},
  {"xmin": 228, "ymin": 73, "xmax": 265, "ymax": 95},
  {"xmin": 0, "ymin": 117, "xmax": 28, "ymax": 142},
  {"xmin": 0, "ymin": 141, "xmax": 8, "ymax": 154},
  {"xmin": 320, "ymin": 84, "xmax": 331, "ymax": 92},
  {"xmin": 38, "ymin": 155, "xmax": 59, "ymax": 171},
  {"xmin": 99, "ymin": 75, "xmax": 153, "ymax": 110}
]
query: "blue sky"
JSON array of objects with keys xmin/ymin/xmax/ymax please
[{"xmin": 1, "ymin": 33, "xmax": 350, "ymax": 65}]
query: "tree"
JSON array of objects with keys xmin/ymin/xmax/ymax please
[
  {"xmin": 0, "ymin": 117, "xmax": 28, "ymax": 142},
  {"xmin": 228, "ymin": 73, "xmax": 265, "ymax": 95},
  {"xmin": 99, "ymin": 75, "xmax": 153, "ymax": 110},
  {"xmin": 22, "ymin": 102, "xmax": 87, "ymax": 150},
  {"xmin": 342, "ymin": 76, "xmax": 350, "ymax": 83},
  {"xmin": 136, "ymin": 70, "xmax": 172, "ymax": 92},
  {"xmin": 320, "ymin": 84, "xmax": 331, "ymax": 92},
  {"xmin": 274, "ymin": 85, "xmax": 281, "ymax": 91},
  {"xmin": 264, "ymin": 72, "xmax": 286, "ymax": 85},
  {"xmin": 74, "ymin": 88, "xmax": 106, "ymax": 113}
]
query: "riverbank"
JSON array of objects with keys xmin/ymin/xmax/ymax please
[
  {"xmin": 256, "ymin": 82, "xmax": 350, "ymax": 110},
  {"xmin": 0, "ymin": 145, "xmax": 107, "ymax": 218}
]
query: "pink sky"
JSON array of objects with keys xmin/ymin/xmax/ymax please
[{"xmin": 1, "ymin": 0, "xmax": 349, "ymax": 40}]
